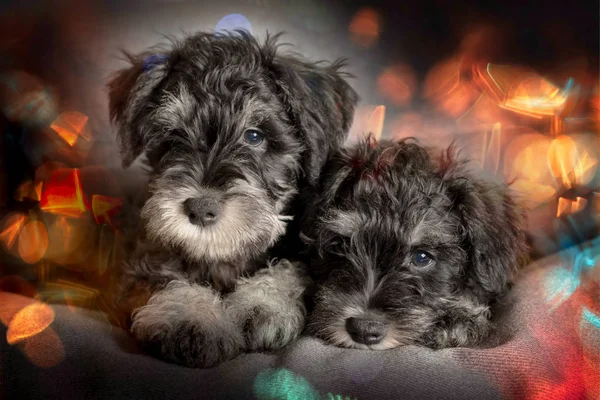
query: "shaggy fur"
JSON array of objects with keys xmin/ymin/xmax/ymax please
[
  {"xmin": 301, "ymin": 137, "xmax": 528, "ymax": 350},
  {"xmin": 108, "ymin": 30, "xmax": 358, "ymax": 367}
]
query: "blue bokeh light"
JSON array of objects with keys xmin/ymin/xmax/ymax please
[{"xmin": 214, "ymin": 14, "xmax": 252, "ymax": 35}]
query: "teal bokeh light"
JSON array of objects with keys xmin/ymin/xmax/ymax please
[{"xmin": 253, "ymin": 368, "xmax": 321, "ymax": 400}]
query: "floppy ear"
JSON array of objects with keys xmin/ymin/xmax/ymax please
[
  {"xmin": 108, "ymin": 51, "xmax": 171, "ymax": 167},
  {"xmin": 265, "ymin": 43, "xmax": 359, "ymax": 185},
  {"xmin": 446, "ymin": 166, "xmax": 529, "ymax": 302}
]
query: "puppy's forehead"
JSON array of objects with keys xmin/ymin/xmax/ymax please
[
  {"xmin": 324, "ymin": 160, "xmax": 460, "ymax": 245},
  {"xmin": 330, "ymin": 200, "xmax": 458, "ymax": 249},
  {"xmin": 156, "ymin": 81, "xmax": 267, "ymax": 129}
]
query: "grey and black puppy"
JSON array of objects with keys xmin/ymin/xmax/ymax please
[
  {"xmin": 107, "ymin": 30, "xmax": 358, "ymax": 367},
  {"xmin": 301, "ymin": 137, "xmax": 528, "ymax": 350}
]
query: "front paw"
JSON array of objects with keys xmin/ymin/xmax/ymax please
[
  {"xmin": 238, "ymin": 301, "xmax": 305, "ymax": 352},
  {"xmin": 430, "ymin": 305, "xmax": 492, "ymax": 348},
  {"xmin": 226, "ymin": 260, "xmax": 308, "ymax": 352},
  {"xmin": 131, "ymin": 281, "xmax": 243, "ymax": 368}
]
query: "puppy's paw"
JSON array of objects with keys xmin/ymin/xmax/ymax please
[
  {"xmin": 226, "ymin": 259, "xmax": 309, "ymax": 351},
  {"xmin": 430, "ymin": 304, "xmax": 492, "ymax": 348},
  {"xmin": 131, "ymin": 280, "xmax": 242, "ymax": 368},
  {"xmin": 238, "ymin": 299, "xmax": 305, "ymax": 352}
]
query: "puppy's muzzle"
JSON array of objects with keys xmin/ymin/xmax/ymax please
[
  {"xmin": 184, "ymin": 192, "xmax": 222, "ymax": 227},
  {"xmin": 345, "ymin": 317, "xmax": 388, "ymax": 345}
]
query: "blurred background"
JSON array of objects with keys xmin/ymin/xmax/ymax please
[{"xmin": 0, "ymin": 0, "xmax": 598, "ymax": 329}]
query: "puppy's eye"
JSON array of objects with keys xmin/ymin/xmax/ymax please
[
  {"xmin": 243, "ymin": 129, "xmax": 264, "ymax": 146},
  {"xmin": 412, "ymin": 251, "xmax": 434, "ymax": 267}
]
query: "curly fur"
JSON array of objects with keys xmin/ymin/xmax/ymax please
[
  {"xmin": 108, "ymin": 30, "xmax": 358, "ymax": 367},
  {"xmin": 301, "ymin": 137, "xmax": 528, "ymax": 350}
]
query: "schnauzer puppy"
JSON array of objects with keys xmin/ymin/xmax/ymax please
[
  {"xmin": 107, "ymin": 31, "xmax": 358, "ymax": 367},
  {"xmin": 301, "ymin": 137, "xmax": 528, "ymax": 350}
]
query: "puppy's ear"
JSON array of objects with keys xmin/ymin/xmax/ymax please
[
  {"xmin": 442, "ymin": 150, "xmax": 528, "ymax": 301},
  {"xmin": 108, "ymin": 52, "xmax": 171, "ymax": 167},
  {"xmin": 265, "ymin": 40, "xmax": 359, "ymax": 185}
]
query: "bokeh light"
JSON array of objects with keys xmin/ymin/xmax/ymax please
[
  {"xmin": 547, "ymin": 135, "xmax": 597, "ymax": 189},
  {"xmin": 6, "ymin": 302, "xmax": 55, "ymax": 345},
  {"xmin": 583, "ymin": 308, "xmax": 600, "ymax": 330},
  {"xmin": 214, "ymin": 14, "xmax": 252, "ymax": 35},
  {"xmin": 14, "ymin": 180, "xmax": 43, "ymax": 202},
  {"xmin": 0, "ymin": 212, "xmax": 27, "ymax": 254},
  {"xmin": 423, "ymin": 56, "xmax": 480, "ymax": 118},
  {"xmin": 44, "ymin": 215, "xmax": 91, "ymax": 266},
  {"xmin": 91, "ymin": 194, "xmax": 124, "ymax": 227},
  {"xmin": 367, "ymin": 105, "xmax": 386, "ymax": 142},
  {"xmin": 477, "ymin": 122, "xmax": 503, "ymax": 175},
  {"xmin": 557, "ymin": 197, "xmax": 588, "ymax": 218},
  {"xmin": 39, "ymin": 168, "xmax": 86, "ymax": 218},
  {"xmin": 50, "ymin": 111, "xmax": 91, "ymax": 147},
  {"xmin": 348, "ymin": 8, "xmax": 381, "ymax": 48},
  {"xmin": 17, "ymin": 220, "xmax": 48, "ymax": 264},
  {"xmin": 0, "ymin": 70, "xmax": 58, "ymax": 129},
  {"xmin": 503, "ymin": 77, "xmax": 570, "ymax": 119},
  {"xmin": 377, "ymin": 64, "xmax": 416, "ymax": 107},
  {"xmin": 253, "ymin": 368, "xmax": 322, "ymax": 400}
]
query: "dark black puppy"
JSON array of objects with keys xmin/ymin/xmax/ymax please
[
  {"xmin": 107, "ymin": 31, "xmax": 358, "ymax": 367},
  {"xmin": 301, "ymin": 137, "xmax": 528, "ymax": 350}
]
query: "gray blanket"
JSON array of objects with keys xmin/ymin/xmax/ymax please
[{"xmin": 1, "ymin": 238, "xmax": 599, "ymax": 400}]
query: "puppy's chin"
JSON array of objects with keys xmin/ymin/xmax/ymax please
[{"xmin": 140, "ymin": 184, "xmax": 288, "ymax": 263}]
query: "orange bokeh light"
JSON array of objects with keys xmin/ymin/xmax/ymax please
[
  {"xmin": 503, "ymin": 76, "xmax": 567, "ymax": 118},
  {"xmin": 6, "ymin": 302, "xmax": 55, "ymax": 344},
  {"xmin": 504, "ymin": 133, "xmax": 557, "ymax": 209},
  {"xmin": 367, "ymin": 105, "xmax": 386, "ymax": 143},
  {"xmin": 348, "ymin": 8, "xmax": 381, "ymax": 47},
  {"xmin": 423, "ymin": 56, "xmax": 480, "ymax": 118},
  {"xmin": 556, "ymin": 196, "xmax": 588, "ymax": 218},
  {"xmin": 18, "ymin": 220, "xmax": 48, "ymax": 264},
  {"xmin": 510, "ymin": 180, "xmax": 557, "ymax": 210},
  {"xmin": 423, "ymin": 56, "xmax": 464, "ymax": 100},
  {"xmin": 14, "ymin": 180, "xmax": 43, "ymax": 202},
  {"xmin": 439, "ymin": 82, "xmax": 481, "ymax": 118},
  {"xmin": 473, "ymin": 62, "xmax": 526, "ymax": 104},
  {"xmin": 377, "ymin": 64, "xmax": 416, "ymax": 106},
  {"xmin": 0, "ymin": 212, "xmax": 26, "ymax": 252},
  {"xmin": 44, "ymin": 215, "xmax": 88, "ymax": 265},
  {"xmin": 478, "ymin": 122, "xmax": 502, "ymax": 175},
  {"xmin": 505, "ymin": 133, "xmax": 553, "ymax": 183},
  {"xmin": 39, "ymin": 168, "xmax": 86, "ymax": 217},
  {"xmin": 50, "ymin": 111, "xmax": 91, "ymax": 146},
  {"xmin": 92, "ymin": 194, "xmax": 125, "ymax": 227},
  {"xmin": 547, "ymin": 135, "xmax": 597, "ymax": 189},
  {"xmin": 35, "ymin": 161, "xmax": 67, "ymax": 182},
  {"xmin": 0, "ymin": 292, "xmax": 36, "ymax": 327}
]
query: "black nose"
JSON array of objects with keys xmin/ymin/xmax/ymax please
[
  {"xmin": 183, "ymin": 194, "xmax": 222, "ymax": 227},
  {"xmin": 346, "ymin": 317, "xmax": 387, "ymax": 345}
]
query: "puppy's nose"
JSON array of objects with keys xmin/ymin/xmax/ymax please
[
  {"xmin": 183, "ymin": 194, "xmax": 222, "ymax": 227},
  {"xmin": 346, "ymin": 317, "xmax": 387, "ymax": 345}
]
